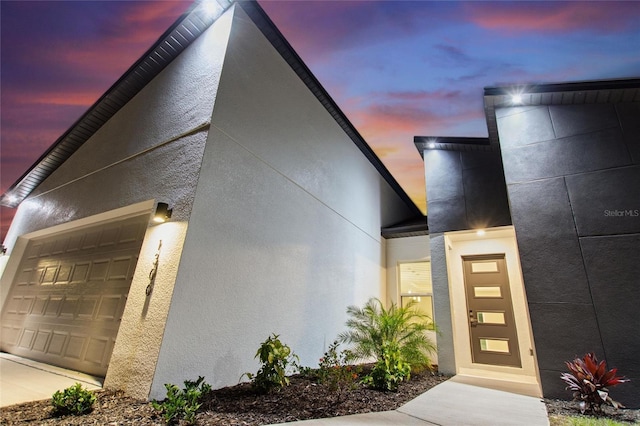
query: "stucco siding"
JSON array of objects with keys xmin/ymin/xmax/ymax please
[
  {"xmin": 2, "ymin": 9, "xmax": 234, "ymax": 249},
  {"xmin": 151, "ymin": 6, "xmax": 410, "ymax": 396},
  {"xmin": 1, "ymin": 7, "xmax": 236, "ymax": 399}
]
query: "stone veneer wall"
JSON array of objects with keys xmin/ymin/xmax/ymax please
[{"xmin": 496, "ymin": 102, "xmax": 640, "ymax": 407}]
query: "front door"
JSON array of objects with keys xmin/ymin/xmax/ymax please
[{"xmin": 462, "ymin": 254, "xmax": 521, "ymax": 368}]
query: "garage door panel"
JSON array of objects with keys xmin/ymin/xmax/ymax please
[
  {"xmin": 82, "ymin": 231, "xmax": 101, "ymax": 250},
  {"xmin": 52, "ymin": 237, "xmax": 68, "ymax": 255},
  {"xmin": 20, "ymin": 297, "xmax": 35, "ymax": 315},
  {"xmin": 89, "ymin": 260, "xmax": 110, "ymax": 282},
  {"xmin": 33, "ymin": 330, "xmax": 51, "ymax": 352},
  {"xmin": 30, "ymin": 268, "xmax": 44, "ymax": 285},
  {"xmin": 97, "ymin": 296, "xmax": 122, "ymax": 320},
  {"xmin": 18, "ymin": 329, "xmax": 36, "ymax": 349},
  {"xmin": 39, "ymin": 241, "xmax": 55, "ymax": 257},
  {"xmin": 65, "ymin": 335, "xmax": 86, "ymax": 360},
  {"xmin": 44, "ymin": 297, "xmax": 63, "ymax": 317},
  {"xmin": 60, "ymin": 296, "xmax": 79, "ymax": 318},
  {"xmin": 26, "ymin": 243, "xmax": 42, "ymax": 259},
  {"xmin": 2, "ymin": 326, "xmax": 21, "ymax": 345},
  {"xmin": 42, "ymin": 265, "xmax": 58, "ymax": 285},
  {"xmin": 71, "ymin": 262, "xmax": 90, "ymax": 283},
  {"xmin": 109, "ymin": 256, "xmax": 135, "ymax": 281},
  {"xmin": 1, "ymin": 214, "xmax": 147, "ymax": 376},
  {"xmin": 77, "ymin": 297, "xmax": 98, "ymax": 319},
  {"xmin": 56, "ymin": 264, "xmax": 73, "ymax": 284},
  {"xmin": 48, "ymin": 332, "xmax": 67, "ymax": 355},
  {"xmin": 32, "ymin": 297, "xmax": 48, "ymax": 316},
  {"xmin": 85, "ymin": 337, "xmax": 109, "ymax": 365}
]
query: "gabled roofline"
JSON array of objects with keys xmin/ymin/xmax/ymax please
[
  {"xmin": 1, "ymin": 0, "xmax": 232, "ymax": 208},
  {"xmin": 2, "ymin": 0, "xmax": 421, "ymax": 216}
]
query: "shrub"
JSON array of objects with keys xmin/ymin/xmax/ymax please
[
  {"xmin": 244, "ymin": 333, "xmax": 298, "ymax": 393},
  {"xmin": 152, "ymin": 376, "xmax": 211, "ymax": 425},
  {"xmin": 560, "ymin": 352, "xmax": 629, "ymax": 414},
  {"xmin": 317, "ymin": 340, "xmax": 361, "ymax": 398},
  {"xmin": 362, "ymin": 340, "xmax": 412, "ymax": 391},
  {"xmin": 51, "ymin": 383, "xmax": 97, "ymax": 416},
  {"xmin": 338, "ymin": 297, "xmax": 436, "ymax": 390}
]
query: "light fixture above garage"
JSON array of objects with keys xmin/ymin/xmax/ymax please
[{"xmin": 154, "ymin": 202, "xmax": 173, "ymax": 223}]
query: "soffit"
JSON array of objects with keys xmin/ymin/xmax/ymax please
[{"xmin": 483, "ymin": 78, "xmax": 640, "ymax": 146}]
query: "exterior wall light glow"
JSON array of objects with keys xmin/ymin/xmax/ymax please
[
  {"xmin": 154, "ymin": 202, "xmax": 173, "ymax": 223},
  {"xmin": 427, "ymin": 142, "xmax": 436, "ymax": 149},
  {"xmin": 511, "ymin": 94, "xmax": 523, "ymax": 105},
  {"xmin": 476, "ymin": 229, "xmax": 486, "ymax": 236}
]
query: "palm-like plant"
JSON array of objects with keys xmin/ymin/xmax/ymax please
[{"xmin": 338, "ymin": 298, "xmax": 437, "ymax": 369}]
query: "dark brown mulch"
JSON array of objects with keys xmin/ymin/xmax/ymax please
[
  {"xmin": 0, "ymin": 371, "xmax": 450, "ymax": 425},
  {"xmin": 544, "ymin": 398, "xmax": 640, "ymax": 424}
]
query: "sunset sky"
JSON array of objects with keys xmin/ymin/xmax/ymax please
[{"xmin": 2, "ymin": 0, "xmax": 639, "ymax": 241}]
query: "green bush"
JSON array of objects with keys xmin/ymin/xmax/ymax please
[
  {"xmin": 51, "ymin": 383, "xmax": 97, "ymax": 416},
  {"xmin": 151, "ymin": 376, "xmax": 211, "ymax": 425},
  {"xmin": 244, "ymin": 333, "xmax": 298, "ymax": 393},
  {"xmin": 362, "ymin": 341, "xmax": 411, "ymax": 391},
  {"xmin": 338, "ymin": 297, "xmax": 436, "ymax": 390}
]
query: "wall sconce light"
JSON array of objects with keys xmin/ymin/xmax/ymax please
[{"xmin": 154, "ymin": 202, "xmax": 173, "ymax": 223}]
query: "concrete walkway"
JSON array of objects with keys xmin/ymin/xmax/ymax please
[
  {"xmin": 0, "ymin": 352, "xmax": 549, "ymax": 425},
  {"xmin": 0, "ymin": 352, "xmax": 102, "ymax": 407},
  {"xmin": 274, "ymin": 380, "xmax": 549, "ymax": 426}
]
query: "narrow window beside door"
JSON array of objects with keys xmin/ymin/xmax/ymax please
[{"xmin": 399, "ymin": 261, "xmax": 434, "ymax": 323}]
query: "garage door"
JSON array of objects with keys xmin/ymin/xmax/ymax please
[{"xmin": 1, "ymin": 214, "xmax": 148, "ymax": 377}]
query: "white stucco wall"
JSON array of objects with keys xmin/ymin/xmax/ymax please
[
  {"xmin": 1, "ymin": 6, "xmax": 235, "ymax": 398},
  {"xmin": 150, "ymin": 6, "xmax": 417, "ymax": 397}
]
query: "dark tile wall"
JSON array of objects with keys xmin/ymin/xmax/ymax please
[
  {"xmin": 423, "ymin": 149, "xmax": 511, "ymax": 233},
  {"xmin": 496, "ymin": 101, "xmax": 640, "ymax": 407}
]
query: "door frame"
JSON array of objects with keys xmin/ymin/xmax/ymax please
[{"xmin": 444, "ymin": 226, "xmax": 541, "ymax": 396}]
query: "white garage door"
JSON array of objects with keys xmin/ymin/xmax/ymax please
[{"xmin": 1, "ymin": 214, "xmax": 148, "ymax": 377}]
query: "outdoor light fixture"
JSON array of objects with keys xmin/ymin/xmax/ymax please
[
  {"xmin": 427, "ymin": 142, "xmax": 437, "ymax": 149},
  {"xmin": 476, "ymin": 229, "xmax": 486, "ymax": 236},
  {"xmin": 154, "ymin": 202, "xmax": 173, "ymax": 223}
]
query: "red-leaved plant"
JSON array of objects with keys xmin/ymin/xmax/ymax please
[{"xmin": 560, "ymin": 352, "xmax": 629, "ymax": 414}]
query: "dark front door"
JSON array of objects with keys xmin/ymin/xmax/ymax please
[{"xmin": 462, "ymin": 254, "xmax": 521, "ymax": 368}]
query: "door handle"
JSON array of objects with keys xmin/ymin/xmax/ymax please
[{"xmin": 469, "ymin": 310, "xmax": 478, "ymax": 327}]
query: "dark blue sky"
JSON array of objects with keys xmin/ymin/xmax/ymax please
[{"xmin": 2, "ymin": 0, "xmax": 639, "ymax": 239}]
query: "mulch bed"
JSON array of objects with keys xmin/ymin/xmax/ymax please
[
  {"xmin": 0, "ymin": 371, "xmax": 450, "ymax": 425},
  {"xmin": 4, "ymin": 372, "xmax": 638, "ymax": 425}
]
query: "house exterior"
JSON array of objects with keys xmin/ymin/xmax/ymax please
[
  {"xmin": 2, "ymin": 0, "xmax": 637, "ymax": 408},
  {"xmin": 0, "ymin": 0, "xmax": 426, "ymax": 400},
  {"xmin": 417, "ymin": 79, "xmax": 640, "ymax": 407}
]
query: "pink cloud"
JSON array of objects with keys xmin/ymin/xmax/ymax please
[{"xmin": 465, "ymin": 2, "xmax": 640, "ymax": 34}]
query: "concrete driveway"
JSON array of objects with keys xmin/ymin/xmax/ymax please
[{"xmin": 0, "ymin": 352, "xmax": 102, "ymax": 407}]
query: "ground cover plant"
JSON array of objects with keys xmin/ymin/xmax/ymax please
[
  {"xmin": 152, "ymin": 376, "xmax": 211, "ymax": 425},
  {"xmin": 50, "ymin": 382, "xmax": 97, "ymax": 416}
]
